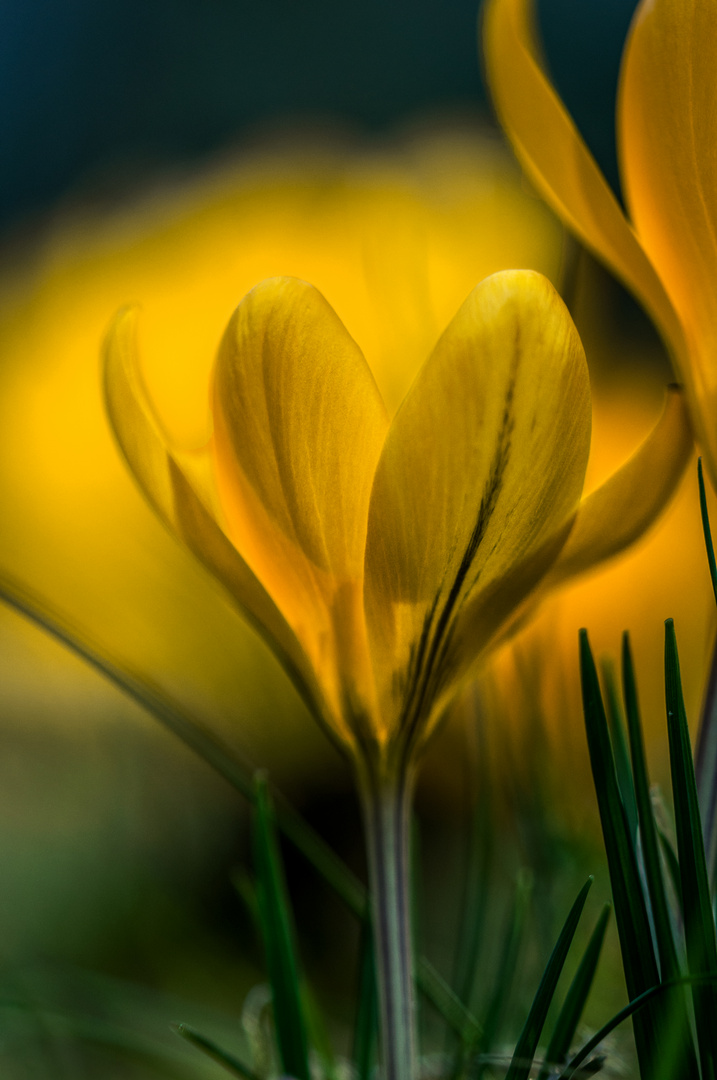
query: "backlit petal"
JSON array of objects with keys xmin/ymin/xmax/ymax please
[
  {"xmin": 482, "ymin": 0, "xmax": 684, "ymax": 364},
  {"xmin": 212, "ymin": 277, "xmax": 389, "ymax": 730},
  {"xmin": 620, "ymin": 0, "xmax": 717, "ymax": 468},
  {"xmin": 544, "ymin": 386, "xmax": 693, "ymax": 588},
  {"xmin": 103, "ymin": 307, "xmax": 334, "ymax": 736},
  {"xmin": 364, "ymin": 270, "xmax": 591, "ymax": 747}
]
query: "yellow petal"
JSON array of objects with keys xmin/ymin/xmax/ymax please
[
  {"xmin": 543, "ymin": 385, "xmax": 693, "ymax": 588},
  {"xmin": 620, "ymin": 0, "xmax": 717, "ymax": 468},
  {"xmin": 102, "ymin": 306, "xmax": 332, "ymax": 734},
  {"xmin": 364, "ymin": 270, "xmax": 591, "ymax": 747},
  {"xmin": 212, "ymin": 277, "xmax": 389, "ymax": 728},
  {"xmin": 482, "ymin": 0, "xmax": 685, "ymax": 364}
]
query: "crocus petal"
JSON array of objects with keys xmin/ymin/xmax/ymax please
[
  {"xmin": 212, "ymin": 277, "xmax": 389, "ymax": 727},
  {"xmin": 482, "ymin": 0, "xmax": 685, "ymax": 365},
  {"xmin": 620, "ymin": 0, "xmax": 717, "ymax": 468},
  {"xmin": 543, "ymin": 386, "xmax": 693, "ymax": 588},
  {"xmin": 103, "ymin": 307, "xmax": 336, "ymax": 738},
  {"xmin": 364, "ymin": 270, "xmax": 591, "ymax": 747}
]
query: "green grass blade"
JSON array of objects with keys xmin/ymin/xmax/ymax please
[
  {"xmin": 560, "ymin": 973, "xmax": 717, "ymax": 1080},
  {"xmin": 475, "ymin": 871, "xmax": 532, "ymax": 1077},
  {"xmin": 252, "ymin": 772, "xmax": 312, "ymax": 1080},
  {"xmin": 656, "ymin": 824, "xmax": 683, "ymax": 915},
  {"xmin": 173, "ymin": 1023, "xmax": 261, "ymax": 1080},
  {"xmin": 352, "ymin": 917, "xmax": 378, "ymax": 1080},
  {"xmin": 622, "ymin": 633, "xmax": 682, "ymax": 981},
  {"xmin": 664, "ymin": 619, "xmax": 717, "ymax": 1078},
  {"xmin": 695, "ymin": 458, "xmax": 717, "ymax": 887},
  {"xmin": 579, "ymin": 629, "xmax": 660, "ymax": 1077},
  {"xmin": 505, "ymin": 877, "xmax": 592, "ymax": 1080},
  {"xmin": 537, "ymin": 903, "xmax": 610, "ymax": 1080},
  {"xmin": 623, "ymin": 632, "xmax": 699, "ymax": 1079},
  {"xmin": 416, "ymin": 957, "xmax": 482, "ymax": 1047},
  {"xmin": 698, "ymin": 458, "xmax": 717, "ymax": 606},
  {"xmin": 601, "ymin": 656, "xmax": 639, "ymax": 841},
  {"xmin": 558, "ymin": 981, "xmax": 665, "ymax": 1080},
  {"xmin": 694, "ymin": 643, "xmax": 717, "ymax": 891}
]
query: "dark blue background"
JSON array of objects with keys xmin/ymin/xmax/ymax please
[{"xmin": 1, "ymin": 0, "xmax": 638, "ymax": 233}]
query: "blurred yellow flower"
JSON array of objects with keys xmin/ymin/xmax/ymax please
[
  {"xmin": 484, "ymin": 0, "xmax": 717, "ymax": 486},
  {"xmin": 105, "ymin": 267, "xmax": 690, "ymax": 779}
]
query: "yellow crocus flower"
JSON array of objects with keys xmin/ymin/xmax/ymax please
[
  {"xmin": 0, "ymin": 134, "xmax": 569, "ymax": 767},
  {"xmin": 104, "ymin": 271, "xmax": 690, "ymax": 781},
  {"xmin": 483, "ymin": 0, "xmax": 717, "ymax": 485}
]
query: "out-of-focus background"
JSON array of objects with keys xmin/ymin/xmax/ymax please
[{"xmin": 1, "ymin": 1, "xmax": 713, "ymax": 1075}]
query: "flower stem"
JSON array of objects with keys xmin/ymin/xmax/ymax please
[{"xmin": 360, "ymin": 762, "xmax": 417, "ymax": 1080}]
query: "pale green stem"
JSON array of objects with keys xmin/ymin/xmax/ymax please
[{"xmin": 359, "ymin": 762, "xmax": 417, "ymax": 1080}]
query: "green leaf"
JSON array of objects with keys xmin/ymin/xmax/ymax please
[
  {"xmin": 252, "ymin": 772, "xmax": 312, "ymax": 1080},
  {"xmin": 655, "ymin": 822, "xmax": 683, "ymax": 916},
  {"xmin": 601, "ymin": 656, "xmax": 638, "ymax": 842},
  {"xmin": 579, "ymin": 629, "xmax": 660, "ymax": 1077},
  {"xmin": 664, "ymin": 619, "xmax": 717, "ymax": 1078},
  {"xmin": 173, "ymin": 1023, "xmax": 260, "ymax": 1080},
  {"xmin": 698, "ymin": 458, "xmax": 717, "ymax": 607},
  {"xmin": 623, "ymin": 632, "xmax": 699, "ymax": 1079},
  {"xmin": 505, "ymin": 877, "xmax": 592, "ymax": 1080},
  {"xmin": 537, "ymin": 903, "xmax": 610, "ymax": 1080},
  {"xmin": 622, "ymin": 634, "xmax": 681, "ymax": 980}
]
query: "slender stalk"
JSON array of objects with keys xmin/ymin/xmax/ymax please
[{"xmin": 359, "ymin": 762, "xmax": 417, "ymax": 1080}]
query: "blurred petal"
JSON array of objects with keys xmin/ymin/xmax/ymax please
[
  {"xmin": 364, "ymin": 270, "xmax": 591, "ymax": 743},
  {"xmin": 103, "ymin": 307, "xmax": 332, "ymax": 733},
  {"xmin": 544, "ymin": 386, "xmax": 693, "ymax": 588},
  {"xmin": 620, "ymin": 0, "xmax": 717, "ymax": 463},
  {"xmin": 482, "ymin": 0, "xmax": 685, "ymax": 362}
]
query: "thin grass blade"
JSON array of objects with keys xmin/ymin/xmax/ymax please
[
  {"xmin": 579, "ymin": 629, "xmax": 660, "ymax": 1077},
  {"xmin": 601, "ymin": 656, "xmax": 638, "ymax": 841},
  {"xmin": 623, "ymin": 632, "xmax": 698, "ymax": 1078},
  {"xmin": 695, "ymin": 460, "xmax": 717, "ymax": 885},
  {"xmin": 416, "ymin": 957, "xmax": 482, "ymax": 1048},
  {"xmin": 698, "ymin": 458, "xmax": 717, "ymax": 606},
  {"xmin": 0, "ymin": 571, "xmax": 366, "ymax": 916},
  {"xmin": 622, "ymin": 633, "xmax": 682, "ymax": 980},
  {"xmin": 475, "ymin": 870, "xmax": 532, "ymax": 1078},
  {"xmin": 173, "ymin": 1023, "xmax": 260, "ymax": 1080},
  {"xmin": 252, "ymin": 773, "xmax": 311, "ymax": 1080},
  {"xmin": 537, "ymin": 903, "xmax": 610, "ymax": 1080},
  {"xmin": 664, "ymin": 619, "xmax": 717, "ymax": 1077},
  {"xmin": 504, "ymin": 877, "xmax": 592, "ymax": 1080}
]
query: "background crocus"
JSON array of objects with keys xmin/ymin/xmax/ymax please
[{"xmin": 483, "ymin": 0, "xmax": 717, "ymax": 489}]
